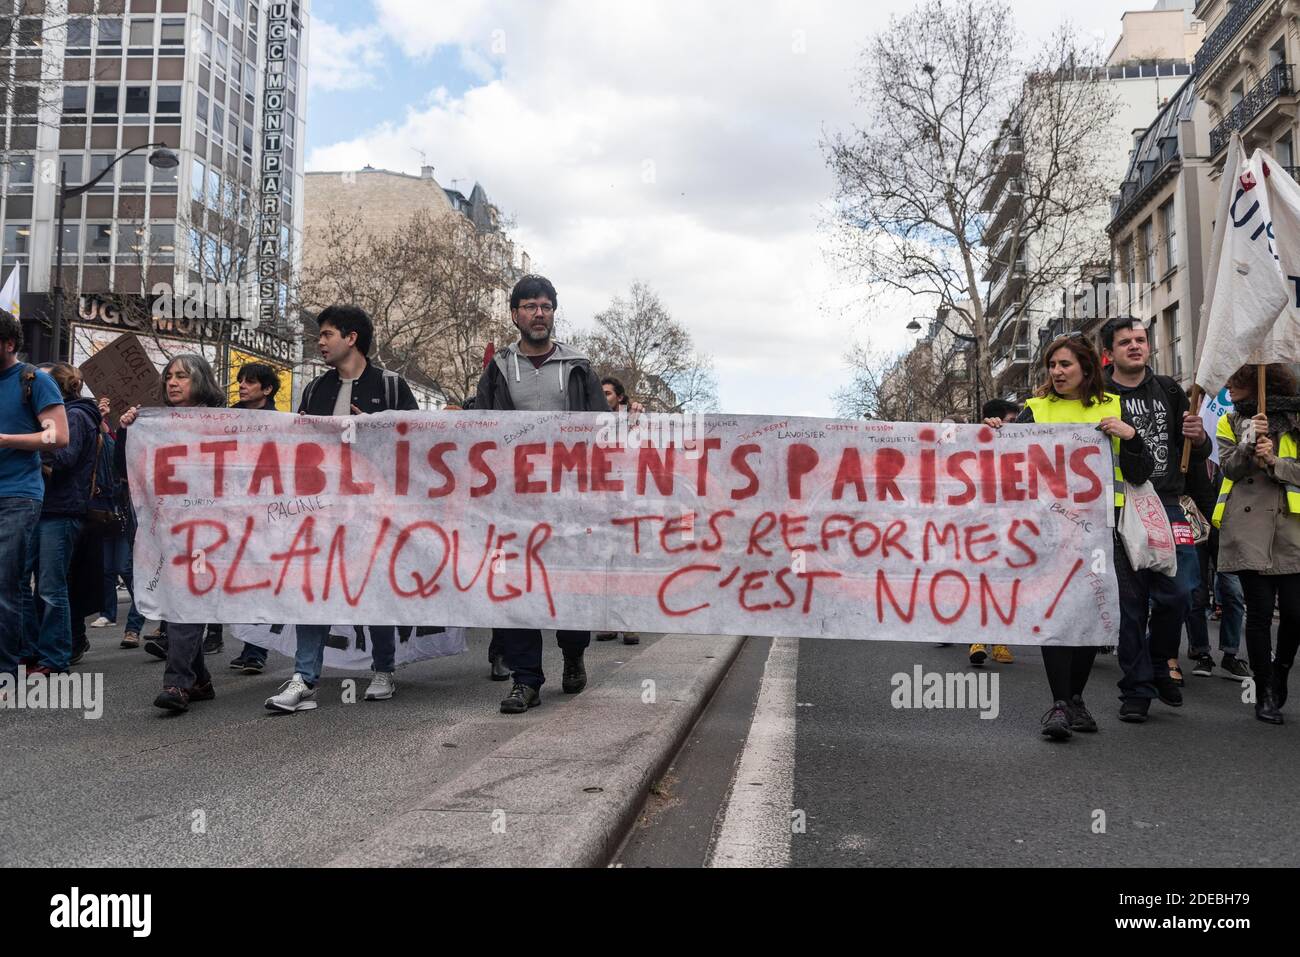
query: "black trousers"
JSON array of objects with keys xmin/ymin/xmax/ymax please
[
  {"xmin": 1042, "ymin": 646, "xmax": 1101, "ymax": 703},
  {"xmin": 1235, "ymin": 571, "xmax": 1300, "ymax": 687},
  {"xmin": 491, "ymin": 629, "xmax": 590, "ymax": 688}
]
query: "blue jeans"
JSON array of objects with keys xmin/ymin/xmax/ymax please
[
  {"xmin": 1214, "ymin": 570, "xmax": 1244, "ymax": 655},
  {"xmin": 19, "ymin": 516, "xmax": 83, "ymax": 671},
  {"xmin": 1115, "ymin": 502, "xmax": 1197, "ymax": 702},
  {"xmin": 293, "ymin": 625, "xmax": 396, "ymax": 686},
  {"xmin": 0, "ymin": 497, "xmax": 42, "ymax": 676},
  {"xmin": 100, "ymin": 529, "xmax": 130, "ymax": 623}
]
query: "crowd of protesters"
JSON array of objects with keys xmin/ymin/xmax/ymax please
[{"xmin": 1, "ymin": 294, "xmax": 1295, "ymax": 737}]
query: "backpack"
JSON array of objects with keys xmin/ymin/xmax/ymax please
[{"xmin": 301, "ymin": 368, "xmax": 402, "ymax": 414}]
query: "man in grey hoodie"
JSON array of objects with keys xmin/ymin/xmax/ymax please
[{"xmin": 474, "ymin": 275, "xmax": 608, "ymax": 713}]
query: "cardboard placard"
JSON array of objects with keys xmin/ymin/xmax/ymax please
[{"xmin": 78, "ymin": 333, "xmax": 164, "ymax": 429}]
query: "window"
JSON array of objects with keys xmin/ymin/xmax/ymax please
[
  {"xmin": 216, "ymin": 36, "xmax": 229, "ymax": 67},
  {"xmin": 243, "ymin": 61, "xmax": 255, "ymax": 92},
  {"xmin": 157, "ymin": 85, "xmax": 182, "ymax": 115},
  {"xmin": 200, "ymin": 24, "xmax": 212, "ymax": 56},
  {"xmin": 212, "ymin": 104, "xmax": 225, "ymax": 145},
  {"xmin": 207, "ymin": 168, "xmax": 221, "ymax": 208},
  {"xmin": 1279, "ymin": 133, "xmax": 1296, "ymax": 171},
  {"xmin": 3, "ymin": 225, "xmax": 31, "ymax": 259},
  {"xmin": 129, "ymin": 19, "xmax": 154, "ymax": 50},
  {"xmin": 12, "ymin": 86, "xmax": 37, "ymax": 115},
  {"xmin": 1125, "ymin": 240, "xmax": 1137, "ymax": 306},
  {"xmin": 161, "ymin": 19, "xmax": 186, "ymax": 46},
  {"xmin": 93, "ymin": 86, "xmax": 120, "ymax": 115},
  {"xmin": 197, "ymin": 90, "xmax": 210, "ymax": 128},
  {"xmin": 62, "ymin": 86, "xmax": 88, "ymax": 115},
  {"xmin": 7, "ymin": 155, "xmax": 34, "ymax": 188},
  {"xmin": 60, "ymin": 154, "xmax": 84, "ymax": 185},
  {"xmin": 89, "ymin": 154, "xmax": 115, "ymax": 189},
  {"xmin": 121, "ymin": 155, "xmax": 148, "ymax": 184},
  {"xmin": 192, "ymin": 158, "xmax": 207, "ymax": 202},
  {"xmin": 1269, "ymin": 37, "xmax": 1287, "ymax": 70},
  {"xmin": 67, "ymin": 19, "xmax": 92, "ymax": 49},
  {"xmin": 16, "ymin": 18, "xmax": 42, "ymax": 52},
  {"xmin": 98, "ymin": 19, "xmax": 122, "ymax": 47},
  {"xmin": 118, "ymin": 227, "xmax": 143, "ymax": 259},
  {"xmin": 56, "ymin": 224, "xmax": 81, "ymax": 261},
  {"xmin": 1160, "ymin": 199, "xmax": 1177, "ymax": 272},
  {"xmin": 89, "ymin": 225, "xmax": 114, "ymax": 263},
  {"xmin": 151, "ymin": 224, "xmax": 176, "ymax": 261},
  {"xmin": 124, "ymin": 86, "xmax": 151, "ymax": 114},
  {"xmin": 1141, "ymin": 219, "xmax": 1156, "ymax": 285},
  {"xmin": 1165, "ymin": 303, "xmax": 1182, "ymax": 379},
  {"xmin": 1229, "ymin": 81, "xmax": 1244, "ymax": 109}
]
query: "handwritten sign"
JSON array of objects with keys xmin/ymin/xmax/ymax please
[
  {"xmin": 78, "ymin": 333, "xmax": 164, "ymax": 429},
  {"xmin": 127, "ymin": 410, "xmax": 1119, "ymax": 645}
]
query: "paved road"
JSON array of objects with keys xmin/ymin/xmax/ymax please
[
  {"xmin": 1, "ymin": 606, "xmax": 662, "ymax": 867},
  {"xmin": 620, "ymin": 629, "xmax": 1300, "ymax": 867}
]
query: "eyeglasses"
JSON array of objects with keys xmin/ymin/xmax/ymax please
[{"xmin": 516, "ymin": 303, "xmax": 555, "ymax": 315}]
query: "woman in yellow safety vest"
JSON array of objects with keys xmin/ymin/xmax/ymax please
[
  {"xmin": 984, "ymin": 335, "xmax": 1153, "ymax": 741},
  {"xmin": 1213, "ymin": 363, "xmax": 1300, "ymax": 725}
]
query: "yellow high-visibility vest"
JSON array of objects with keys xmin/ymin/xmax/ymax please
[
  {"xmin": 1024, "ymin": 392, "xmax": 1127, "ymax": 507},
  {"xmin": 1212, "ymin": 414, "xmax": 1300, "ymax": 528}
]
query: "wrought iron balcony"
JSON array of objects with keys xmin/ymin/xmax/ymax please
[
  {"xmin": 1209, "ymin": 63, "xmax": 1295, "ymax": 156},
  {"xmin": 1194, "ymin": 0, "xmax": 1266, "ymax": 77},
  {"xmin": 992, "ymin": 341, "xmax": 1032, "ymax": 380}
]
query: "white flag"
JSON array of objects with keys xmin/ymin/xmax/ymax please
[
  {"xmin": 1195, "ymin": 140, "xmax": 1300, "ymax": 394},
  {"xmin": 0, "ymin": 265, "xmax": 20, "ymax": 318}
]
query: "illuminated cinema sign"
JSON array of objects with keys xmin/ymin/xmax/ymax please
[{"xmin": 259, "ymin": 1, "xmax": 291, "ymax": 324}]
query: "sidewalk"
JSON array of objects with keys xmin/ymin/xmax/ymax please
[{"xmin": 2, "ymin": 607, "xmax": 743, "ymax": 868}]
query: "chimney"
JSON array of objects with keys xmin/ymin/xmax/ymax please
[{"xmin": 421, "ymin": 165, "xmax": 435, "ymax": 180}]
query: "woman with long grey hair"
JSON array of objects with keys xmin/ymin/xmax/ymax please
[{"xmin": 118, "ymin": 353, "xmax": 226, "ymax": 713}]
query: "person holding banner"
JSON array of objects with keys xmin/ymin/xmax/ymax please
[
  {"xmin": 985, "ymin": 335, "xmax": 1153, "ymax": 739},
  {"xmin": 474, "ymin": 275, "xmax": 609, "ymax": 714},
  {"xmin": 1099, "ymin": 318, "xmax": 1210, "ymax": 707},
  {"xmin": 264, "ymin": 305, "xmax": 419, "ymax": 714},
  {"xmin": 596, "ymin": 375, "xmax": 643, "ymax": 647},
  {"xmin": 1213, "ymin": 364, "xmax": 1300, "ymax": 725},
  {"xmin": 120, "ymin": 354, "xmax": 228, "ymax": 713},
  {"xmin": 226, "ymin": 363, "xmax": 281, "ymax": 675}
]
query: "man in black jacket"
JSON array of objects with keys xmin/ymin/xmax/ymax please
[
  {"xmin": 1101, "ymin": 317, "xmax": 1210, "ymax": 720},
  {"xmin": 265, "ymin": 306, "xmax": 420, "ymax": 714},
  {"xmin": 475, "ymin": 275, "xmax": 608, "ymax": 714}
]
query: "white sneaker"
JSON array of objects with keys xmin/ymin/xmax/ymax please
[
  {"xmin": 90, "ymin": 616, "xmax": 112, "ymax": 628},
  {"xmin": 364, "ymin": 671, "xmax": 396, "ymax": 700},
  {"xmin": 265, "ymin": 674, "xmax": 318, "ymax": 712}
]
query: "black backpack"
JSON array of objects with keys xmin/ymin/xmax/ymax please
[{"xmin": 301, "ymin": 368, "xmax": 402, "ymax": 414}]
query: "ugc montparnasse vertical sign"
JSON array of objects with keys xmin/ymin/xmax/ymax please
[{"xmin": 258, "ymin": 2, "xmax": 290, "ymax": 324}]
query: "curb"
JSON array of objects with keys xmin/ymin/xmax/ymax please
[{"xmin": 327, "ymin": 633, "xmax": 747, "ymax": 867}]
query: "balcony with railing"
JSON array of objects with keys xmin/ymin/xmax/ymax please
[
  {"xmin": 988, "ymin": 257, "xmax": 1027, "ymax": 311},
  {"xmin": 992, "ymin": 340, "xmax": 1032, "ymax": 381},
  {"xmin": 990, "ymin": 301, "xmax": 1023, "ymax": 345},
  {"xmin": 1209, "ymin": 63, "xmax": 1295, "ymax": 156},
  {"xmin": 1194, "ymin": 0, "xmax": 1266, "ymax": 77},
  {"xmin": 982, "ymin": 178, "xmax": 1024, "ymax": 246},
  {"xmin": 980, "ymin": 132, "xmax": 1024, "ymax": 210}
]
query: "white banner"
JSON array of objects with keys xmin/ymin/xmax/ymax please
[
  {"xmin": 230, "ymin": 623, "xmax": 466, "ymax": 670},
  {"xmin": 1198, "ymin": 389, "xmax": 1234, "ymax": 465},
  {"xmin": 1196, "ymin": 141, "xmax": 1300, "ymax": 394},
  {"xmin": 128, "ymin": 409, "xmax": 1120, "ymax": 646}
]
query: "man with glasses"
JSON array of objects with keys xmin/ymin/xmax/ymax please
[{"xmin": 473, "ymin": 275, "xmax": 610, "ymax": 714}]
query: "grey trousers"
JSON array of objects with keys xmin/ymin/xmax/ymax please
[{"xmin": 163, "ymin": 622, "xmax": 212, "ymax": 690}]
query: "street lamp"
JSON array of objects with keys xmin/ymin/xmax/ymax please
[
  {"xmin": 50, "ymin": 143, "xmax": 179, "ymax": 362},
  {"xmin": 907, "ymin": 314, "xmax": 983, "ymax": 422}
]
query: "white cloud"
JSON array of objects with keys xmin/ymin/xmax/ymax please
[
  {"xmin": 308, "ymin": 21, "xmax": 386, "ymax": 92},
  {"xmin": 309, "ymin": 0, "xmax": 1165, "ymax": 416}
]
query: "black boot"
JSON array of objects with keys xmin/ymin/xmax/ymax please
[
  {"xmin": 1255, "ymin": 687, "xmax": 1284, "ymax": 725},
  {"xmin": 1272, "ymin": 661, "xmax": 1291, "ymax": 709},
  {"xmin": 561, "ymin": 652, "xmax": 587, "ymax": 694},
  {"xmin": 489, "ymin": 653, "xmax": 510, "ymax": 681}
]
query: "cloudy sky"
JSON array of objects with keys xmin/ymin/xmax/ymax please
[{"xmin": 306, "ymin": 0, "xmax": 1168, "ymax": 416}]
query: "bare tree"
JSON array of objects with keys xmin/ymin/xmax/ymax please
[
  {"xmin": 822, "ymin": 0, "xmax": 1119, "ymax": 405},
  {"xmin": 575, "ymin": 281, "xmax": 718, "ymax": 413},
  {"xmin": 835, "ymin": 338, "xmax": 972, "ymax": 422},
  {"xmin": 297, "ymin": 208, "xmax": 520, "ymax": 402}
]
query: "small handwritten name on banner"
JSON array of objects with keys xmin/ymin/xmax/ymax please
[{"xmin": 128, "ymin": 410, "xmax": 1118, "ymax": 645}]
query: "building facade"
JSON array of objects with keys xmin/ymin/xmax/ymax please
[
  {"xmin": 0, "ymin": 0, "xmax": 309, "ymax": 404},
  {"xmin": 1104, "ymin": 76, "xmax": 1218, "ymax": 384},
  {"xmin": 982, "ymin": 0, "xmax": 1203, "ymax": 401}
]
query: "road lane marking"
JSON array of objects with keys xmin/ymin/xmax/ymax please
[{"xmin": 708, "ymin": 636, "xmax": 798, "ymax": 868}]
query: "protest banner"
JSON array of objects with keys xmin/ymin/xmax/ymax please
[
  {"xmin": 127, "ymin": 409, "xmax": 1119, "ymax": 646},
  {"xmin": 78, "ymin": 333, "xmax": 164, "ymax": 429},
  {"xmin": 229, "ymin": 623, "xmax": 466, "ymax": 669},
  {"xmin": 1198, "ymin": 389, "xmax": 1234, "ymax": 465}
]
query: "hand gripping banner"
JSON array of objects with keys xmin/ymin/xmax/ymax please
[{"xmin": 128, "ymin": 409, "xmax": 1119, "ymax": 646}]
